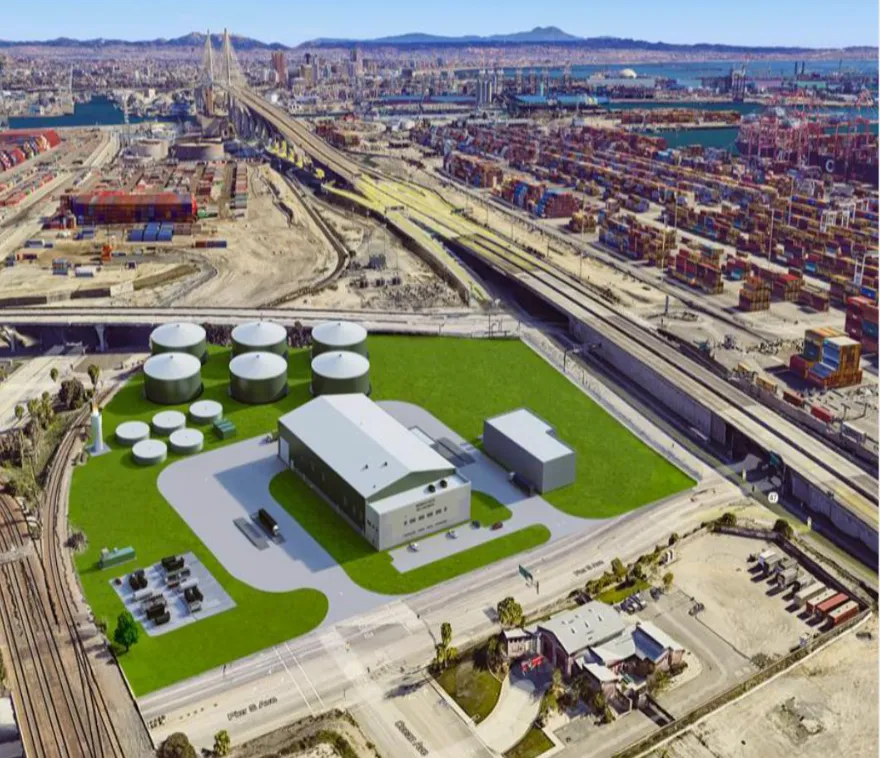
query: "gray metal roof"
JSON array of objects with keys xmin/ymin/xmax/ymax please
[
  {"xmin": 144, "ymin": 352, "xmax": 201, "ymax": 381},
  {"xmin": 170, "ymin": 428, "xmax": 204, "ymax": 446},
  {"xmin": 132, "ymin": 439, "xmax": 167, "ymax": 457},
  {"xmin": 229, "ymin": 351, "xmax": 288, "ymax": 380},
  {"xmin": 485, "ymin": 408, "xmax": 574, "ymax": 463},
  {"xmin": 115, "ymin": 420, "xmax": 150, "ymax": 442},
  {"xmin": 232, "ymin": 321, "xmax": 287, "ymax": 348},
  {"xmin": 279, "ymin": 394, "xmax": 453, "ymax": 500},
  {"xmin": 150, "ymin": 322, "xmax": 206, "ymax": 349},
  {"xmin": 312, "ymin": 320, "xmax": 367, "ymax": 347},
  {"xmin": 311, "ymin": 351, "xmax": 369, "ymax": 379},
  {"xmin": 152, "ymin": 410, "xmax": 186, "ymax": 428},
  {"xmin": 537, "ymin": 602, "xmax": 625, "ymax": 657},
  {"xmin": 189, "ymin": 399, "xmax": 223, "ymax": 417}
]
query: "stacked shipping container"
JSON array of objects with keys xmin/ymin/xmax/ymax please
[
  {"xmin": 62, "ymin": 191, "xmax": 197, "ymax": 224},
  {"xmin": 845, "ymin": 296, "xmax": 879, "ymax": 355}
]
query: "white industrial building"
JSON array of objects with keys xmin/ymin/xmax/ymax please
[
  {"xmin": 483, "ymin": 408, "xmax": 576, "ymax": 493},
  {"xmin": 278, "ymin": 394, "xmax": 471, "ymax": 550}
]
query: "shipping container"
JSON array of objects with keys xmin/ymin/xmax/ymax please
[
  {"xmin": 815, "ymin": 592, "xmax": 849, "ymax": 617},
  {"xmin": 827, "ymin": 600, "xmax": 859, "ymax": 627}
]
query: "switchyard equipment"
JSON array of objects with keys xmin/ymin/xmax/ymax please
[
  {"xmin": 311, "ymin": 320, "xmax": 369, "ymax": 357},
  {"xmin": 151, "ymin": 410, "xmax": 187, "ymax": 436},
  {"xmin": 149, "ymin": 322, "xmax": 208, "ymax": 363},
  {"xmin": 277, "ymin": 394, "xmax": 471, "ymax": 550},
  {"xmin": 231, "ymin": 320, "xmax": 288, "ymax": 357},
  {"xmin": 228, "ymin": 351, "xmax": 288, "ymax": 404},
  {"xmin": 132, "ymin": 439, "xmax": 168, "ymax": 466},
  {"xmin": 115, "ymin": 420, "xmax": 150, "ymax": 446},
  {"xmin": 143, "ymin": 352, "xmax": 202, "ymax": 405},
  {"xmin": 189, "ymin": 399, "xmax": 224, "ymax": 425},
  {"xmin": 310, "ymin": 351, "xmax": 371, "ymax": 396}
]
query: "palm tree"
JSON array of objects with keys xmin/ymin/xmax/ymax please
[
  {"xmin": 49, "ymin": 367, "xmax": 59, "ymax": 383},
  {"xmin": 87, "ymin": 364, "xmax": 101, "ymax": 394}
]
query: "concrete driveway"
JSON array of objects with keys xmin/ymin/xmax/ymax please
[
  {"xmin": 476, "ymin": 668, "xmax": 547, "ymax": 754},
  {"xmin": 157, "ymin": 436, "xmax": 389, "ymax": 625}
]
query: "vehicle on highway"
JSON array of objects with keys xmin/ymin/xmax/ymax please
[{"xmin": 491, "ymin": 521, "xmax": 504, "ymax": 531}]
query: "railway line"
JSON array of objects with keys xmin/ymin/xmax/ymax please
[{"xmin": 0, "ymin": 404, "xmax": 126, "ymax": 758}]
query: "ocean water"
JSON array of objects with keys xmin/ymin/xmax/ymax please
[{"xmin": 8, "ymin": 95, "xmax": 149, "ymax": 129}]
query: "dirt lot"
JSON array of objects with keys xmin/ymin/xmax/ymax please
[
  {"xmin": 670, "ymin": 532, "xmax": 817, "ymax": 660},
  {"xmin": 289, "ymin": 203, "xmax": 463, "ymax": 311},
  {"xmin": 656, "ymin": 615, "xmax": 878, "ymax": 758},
  {"xmin": 230, "ymin": 709, "xmax": 378, "ymax": 758},
  {"xmin": 177, "ymin": 165, "xmax": 337, "ymax": 307}
]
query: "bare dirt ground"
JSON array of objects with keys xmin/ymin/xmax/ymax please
[
  {"xmin": 287, "ymin": 194, "xmax": 464, "ymax": 311},
  {"xmin": 231, "ymin": 709, "xmax": 378, "ymax": 758},
  {"xmin": 656, "ymin": 615, "xmax": 878, "ymax": 758},
  {"xmin": 178, "ymin": 165, "xmax": 337, "ymax": 307},
  {"xmin": 670, "ymin": 532, "xmax": 818, "ymax": 661}
]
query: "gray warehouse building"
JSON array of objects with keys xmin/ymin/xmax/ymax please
[
  {"xmin": 483, "ymin": 408, "xmax": 576, "ymax": 493},
  {"xmin": 278, "ymin": 394, "xmax": 471, "ymax": 550}
]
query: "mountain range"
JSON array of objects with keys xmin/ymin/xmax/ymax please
[{"xmin": 0, "ymin": 28, "xmax": 875, "ymax": 53}]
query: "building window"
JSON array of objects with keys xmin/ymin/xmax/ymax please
[{"xmin": 418, "ymin": 515, "xmax": 425, "ymax": 521}]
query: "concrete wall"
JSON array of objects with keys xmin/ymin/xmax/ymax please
[{"xmin": 367, "ymin": 479, "xmax": 470, "ymax": 550}]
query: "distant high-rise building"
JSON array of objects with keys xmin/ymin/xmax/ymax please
[{"xmin": 272, "ymin": 51, "xmax": 287, "ymax": 87}]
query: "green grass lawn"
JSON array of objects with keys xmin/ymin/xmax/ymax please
[
  {"xmin": 504, "ymin": 726, "xmax": 554, "ymax": 758},
  {"xmin": 269, "ymin": 471, "xmax": 547, "ymax": 594},
  {"xmin": 70, "ymin": 346, "xmax": 329, "ymax": 696},
  {"xmin": 367, "ymin": 336, "xmax": 694, "ymax": 519},
  {"xmin": 70, "ymin": 336, "xmax": 692, "ymax": 695},
  {"xmin": 597, "ymin": 579, "xmax": 652, "ymax": 605},
  {"xmin": 436, "ymin": 658, "xmax": 502, "ymax": 723}
]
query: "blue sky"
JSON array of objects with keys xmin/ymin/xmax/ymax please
[{"xmin": 2, "ymin": 0, "xmax": 877, "ymax": 47}]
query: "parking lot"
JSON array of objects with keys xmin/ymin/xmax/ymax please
[{"xmin": 668, "ymin": 532, "xmax": 820, "ymax": 659}]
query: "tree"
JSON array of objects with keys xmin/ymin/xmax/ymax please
[
  {"xmin": 432, "ymin": 622, "xmax": 457, "ymax": 672},
  {"xmin": 157, "ymin": 732, "xmax": 196, "ymax": 758},
  {"xmin": 441, "ymin": 622, "xmax": 452, "ymax": 648},
  {"xmin": 113, "ymin": 611, "xmax": 139, "ymax": 653},
  {"xmin": 58, "ymin": 378, "xmax": 87, "ymax": 411},
  {"xmin": 773, "ymin": 518, "xmax": 794, "ymax": 540},
  {"xmin": 590, "ymin": 690, "xmax": 607, "ymax": 714},
  {"xmin": 496, "ymin": 596, "xmax": 524, "ymax": 628},
  {"xmin": 213, "ymin": 729, "xmax": 231, "ymax": 757},
  {"xmin": 629, "ymin": 563, "xmax": 646, "ymax": 583},
  {"xmin": 49, "ymin": 367, "xmax": 59, "ymax": 383},
  {"xmin": 611, "ymin": 558, "xmax": 626, "ymax": 579},
  {"xmin": 551, "ymin": 667, "xmax": 564, "ymax": 698},
  {"xmin": 87, "ymin": 363, "xmax": 101, "ymax": 392},
  {"xmin": 668, "ymin": 532, "xmax": 680, "ymax": 546},
  {"xmin": 540, "ymin": 689, "xmax": 559, "ymax": 716},
  {"xmin": 717, "ymin": 512, "xmax": 737, "ymax": 527},
  {"xmin": 647, "ymin": 669, "xmax": 670, "ymax": 697},
  {"xmin": 662, "ymin": 572, "xmax": 674, "ymax": 591}
]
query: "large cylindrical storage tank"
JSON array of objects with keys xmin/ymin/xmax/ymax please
[
  {"xmin": 143, "ymin": 353, "xmax": 202, "ymax": 405},
  {"xmin": 311, "ymin": 321, "xmax": 368, "ymax": 358},
  {"xmin": 231, "ymin": 321, "xmax": 288, "ymax": 357},
  {"xmin": 229, "ymin": 352, "xmax": 288, "ymax": 404},
  {"xmin": 149, "ymin": 322, "xmax": 208, "ymax": 363},
  {"xmin": 311, "ymin": 351, "xmax": 371, "ymax": 396}
]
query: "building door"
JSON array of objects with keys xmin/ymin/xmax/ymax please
[{"xmin": 279, "ymin": 437, "xmax": 290, "ymax": 466}]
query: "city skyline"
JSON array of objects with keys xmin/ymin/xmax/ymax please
[{"xmin": 0, "ymin": 0, "xmax": 877, "ymax": 48}]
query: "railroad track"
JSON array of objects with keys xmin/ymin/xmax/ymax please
[{"xmin": 0, "ymin": 404, "xmax": 125, "ymax": 758}]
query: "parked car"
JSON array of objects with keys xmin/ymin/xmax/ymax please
[
  {"xmin": 447, "ymin": 529, "xmax": 457, "ymax": 539},
  {"xmin": 491, "ymin": 521, "xmax": 504, "ymax": 531},
  {"xmin": 471, "ymin": 520, "xmax": 481, "ymax": 529},
  {"xmin": 408, "ymin": 542, "xmax": 419, "ymax": 552}
]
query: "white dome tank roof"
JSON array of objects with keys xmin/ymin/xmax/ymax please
[
  {"xmin": 312, "ymin": 320, "xmax": 367, "ymax": 347},
  {"xmin": 229, "ymin": 351, "xmax": 288, "ymax": 380},
  {"xmin": 311, "ymin": 351, "xmax": 370, "ymax": 379},
  {"xmin": 169, "ymin": 428, "xmax": 204, "ymax": 454},
  {"xmin": 144, "ymin": 352, "xmax": 201, "ymax": 381},
  {"xmin": 115, "ymin": 420, "xmax": 150, "ymax": 445},
  {"xmin": 189, "ymin": 399, "xmax": 223, "ymax": 423},
  {"xmin": 150, "ymin": 322, "xmax": 206, "ymax": 349},
  {"xmin": 152, "ymin": 410, "xmax": 186, "ymax": 434},
  {"xmin": 132, "ymin": 439, "xmax": 167, "ymax": 465},
  {"xmin": 232, "ymin": 321, "xmax": 287, "ymax": 348}
]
